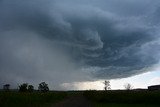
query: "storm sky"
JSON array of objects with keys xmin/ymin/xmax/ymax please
[{"xmin": 1, "ymin": 0, "xmax": 160, "ymax": 90}]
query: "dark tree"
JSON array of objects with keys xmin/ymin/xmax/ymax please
[
  {"xmin": 19, "ymin": 83, "xmax": 34, "ymax": 92},
  {"xmin": 28, "ymin": 85, "xmax": 34, "ymax": 92},
  {"xmin": 38, "ymin": 82, "xmax": 49, "ymax": 92},
  {"xmin": 19, "ymin": 83, "xmax": 28, "ymax": 92},
  {"xmin": 3, "ymin": 84, "xmax": 10, "ymax": 91},
  {"xmin": 124, "ymin": 83, "xmax": 133, "ymax": 90},
  {"xmin": 103, "ymin": 80, "xmax": 111, "ymax": 90}
]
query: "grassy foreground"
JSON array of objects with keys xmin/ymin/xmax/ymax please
[
  {"xmin": 1, "ymin": 90, "xmax": 160, "ymax": 107},
  {"xmin": 84, "ymin": 90, "xmax": 160, "ymax": 107},
  {"xmin": 93, "ymin": 103, "xmax": 160, "ymax": 107},
  {"xmin": 0, "ymin": 91, "xmax": 67, "ymax": 107}
]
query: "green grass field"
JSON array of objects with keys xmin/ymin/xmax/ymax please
[
  {"xmin": 84, "ymin": 90, "xmax": 160, "ymax": 107},
  {"xmin": 1, "ymin": 90, "xmax": 160, "ymax": 107},
  {"xmin": 94, "ymin": 103, "xmax": 160, "ymax": 107},
  {"xmin": 0, "ymin": 91, "xmax": 67, "ymax": 107}
]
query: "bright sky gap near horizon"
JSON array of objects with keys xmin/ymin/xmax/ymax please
[{"xmin": 0, "ymin": 0, "xmax": 160, "ymax": 90}]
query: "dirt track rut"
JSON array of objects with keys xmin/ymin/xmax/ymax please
[{"xmin": 52, "ymin": 94, "xmax": 92, "ymax": 107}]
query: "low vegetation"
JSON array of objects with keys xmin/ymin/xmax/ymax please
[
  {"xmin": 93, "ymin": 103, "xmax": 160, "ymax": 107},
  {"xmin": 84, "ymin": 90, "xmax": 160, "ymax": 107},
  {"xmin": 1, "ymin": 90, "xmax": 160, "ymax": 107},
  {"xmin": 0, "ymin": 91, "xmax": 67, "ymax": 107}
]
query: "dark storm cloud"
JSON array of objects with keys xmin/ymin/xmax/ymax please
[{"xmin": 0, "ymin": 0, "xmax": 160, "ymax": 89}]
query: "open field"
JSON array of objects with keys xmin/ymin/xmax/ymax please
[
  {"xmin": 1, "ymin": 90, "xmax": 160, "ymax": 107},
  {"xmin": 84, "ymin": 90, "xmax": 160, "ymax": 107},
  {"xmin": 0, "ymin": 91, "xmax": 67, "ymax": 107},
  {"xmin": 93, "ymin": 103, "xmax": 160, "ymax": 107}
]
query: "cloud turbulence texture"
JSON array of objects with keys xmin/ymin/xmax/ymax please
[{"xmin": 0, "ymin": 0, "xmax": 160, "ymax": 89}]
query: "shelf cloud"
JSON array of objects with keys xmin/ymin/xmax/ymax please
[{"xmin": 0, "ymin": 0, "xmax": 160, "ymax": 89}]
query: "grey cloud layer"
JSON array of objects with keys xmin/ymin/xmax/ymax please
[{"xmin": 0, "ymin": 0, "xmax": 160, "ymax": 89}]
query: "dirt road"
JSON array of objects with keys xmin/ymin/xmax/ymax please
[{"xmin": 52, "ymin": 94, "xmax": 92, "ymax": 107}]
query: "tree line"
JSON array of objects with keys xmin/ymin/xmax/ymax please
[
  {"xmin": 3, "ymin": 80, "xmax": 133, "ymax": 92},
  {"xmin": 103, "ymin": 80, "xmax": 133, "ymax": 90},
  {"xmin": 3, "ymin": 82, "xmax": 49, "ymax": 92}
]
